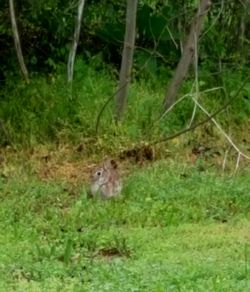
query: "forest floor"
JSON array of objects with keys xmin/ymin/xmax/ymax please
[{"xmin": 0, "ymin": 145, "xmax": 249, "ymax": 291}]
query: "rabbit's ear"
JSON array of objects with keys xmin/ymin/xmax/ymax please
[
  {"xmin": 110, "ymin": 159, "xmax": 118, "ymax": 169},
  {"xmin": 103, "ymin": 160, "xmax": 111, "ymax": 170}
]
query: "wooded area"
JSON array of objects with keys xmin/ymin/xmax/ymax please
[
  {"xmin": 0, "ymin": 0, "xmax": 249, "ymax": 165},
  {"xmin": 0, "ymin": 1, "xmax": 250, "ymax": 290},
  {"xmin": 1, "ymin": 0, "xmax": 249, "ymax": 138}
]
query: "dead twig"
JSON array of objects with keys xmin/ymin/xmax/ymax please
[
  {"xmin": 222, "ymin": 148, "xmax": 229, "ymax": 171},
  {"xmin": 192, "ymin": 97, "xmax": 250, "ymax": 160},
  {"xmin": 150, "ymin": 76, "xmax": 250, "ymax": 146},
  {"xmin": 234, "ymin": 152, "xmax": 241, "ymax": 174},
  {"xmin": 95, "ymin": 80, "xmax": 130, "ymax": 135}
]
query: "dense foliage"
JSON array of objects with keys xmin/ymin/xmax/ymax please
[
  {"xmin": 1, "ymin": 0, "xmax": 249, "ymax": 77},
  {"xmin": 0, "ymin": 0, "xmax": 249, "ymax": 146}
]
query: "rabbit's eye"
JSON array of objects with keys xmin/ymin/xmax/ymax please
[{"xmin": 97, "ymin": 171, "xmax": 101, "ymax": 176}]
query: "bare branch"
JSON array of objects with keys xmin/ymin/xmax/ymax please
[
  {"xmin": 234, "ymin": 153, "xmax": 241, "ymax": 174},
  {"xmin": 67, "ymin": 0, "xmax": 86, "ymax": 83},
  {"xmin": 151, "ymin": 76, "xmax": 250, "ymax": 146},
  {"xmin": 158, "ymin": 87, "xmax": 223, "ymax": 123},
  {"xmin": 9, "ymin": 0, "xmax": 29, "ymax": 83},
  {"xmin": 201, "ymin": 0, "xmax": 224, "ymax": 38},
  {"xmin": 95, "ymin": 81, "xmax": 129, "ymax": 134},
  {"xmin": 192, "ymin": 97, "xmax": 250, "ymax": 160},
  {"xmin": 222, "ymin": 148, "xmax": 229, "ymax": 171}
]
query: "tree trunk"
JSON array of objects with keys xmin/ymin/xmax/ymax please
[
  {"xmin": 9, "ymin": 0, "xmax": 29, "ymax": 83},
  {"xmin": 115, "ymin": 0, "xmax": 138, "ymax": 121},
  {"xmin": 67, "ymin": 0, "xmax": 86, "ymax": 83},
  {"xmin": 163, "ymin": 0, "xmax": 211, "ymax": 111}
]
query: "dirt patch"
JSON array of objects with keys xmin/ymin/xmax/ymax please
[
  {"xmin": 0, "ymin": 131, "xmax": 249, "ymax": 183},
  {"xmin": 96, "ymin": 247, "xmax": 130, "ymax": 260},
  {"xmin": 33, "ymin": 145, "xmax": 136, "ymax": 183},
  {"xmin": 32, "ymin": 144, "xmax": 102, "ymax": 183},
  {"xmin": 119, "ymin": 144, "xmax": 155, "ymax": 163},
  {"xmin": 38, "ymin": 161, "xmax": 88, "ymax": 183}
]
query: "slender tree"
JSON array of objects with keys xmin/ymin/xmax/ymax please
[
  {"xmin": 115, "ymin": 0, "xmax": 138, "ymax": 121},
  {"xmin": 9, "ymin": 0, "xmax": 29, "ymax": 82},
  {"xmin": 163, "ymin": 0, "xmax": 211, "ymax": 111},
  {"xmin": 67, "ymin": 0, "xmax": 86, "ymax": 83}
]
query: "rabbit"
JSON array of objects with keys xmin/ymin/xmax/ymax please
[{"xmin": 89, "ymin": 159, "xmax": 122, "ymax": 199}]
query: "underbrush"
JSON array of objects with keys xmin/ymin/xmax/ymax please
[{"xmin": 0, "ymin": 62, "xmax": 249, "ymax": 151}]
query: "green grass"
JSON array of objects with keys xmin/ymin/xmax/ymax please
[
  {"xmin": 0, "ymin": 161, "xmax": 249, "ymax": 291},
  {"xmin": 1, "ymin": 46, "xmax": 249, "ymax": 292},
  {"xmin": 0, "ymin": 62, "xmax": 249, "ymax": 147}
]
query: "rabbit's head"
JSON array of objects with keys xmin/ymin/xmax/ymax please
[
  {"xmin": 89, "ymin": 160, "xmax": 121, "ymax": 198},
  {"xmin": 91, "ymin": 162, "xmax": 109, "ymax": 185}
]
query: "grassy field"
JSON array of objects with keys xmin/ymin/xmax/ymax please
[
  {"xmin": 0, "ymin": 156, "xmax": 249, "ymax": 291},
  {"xmin": 0, "ymin": 48, "xmax": 249, "ymax": 292}
]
